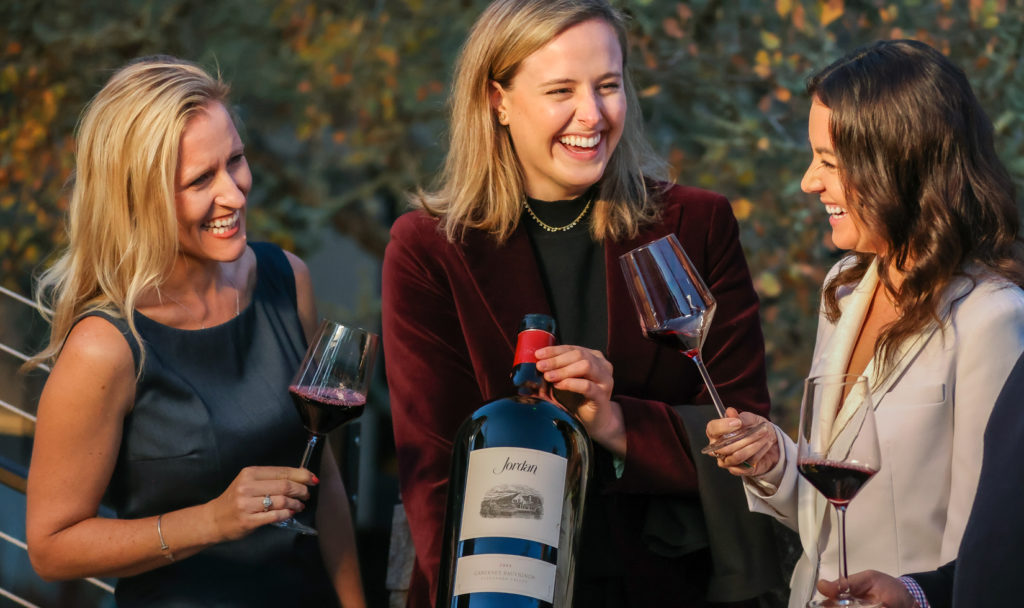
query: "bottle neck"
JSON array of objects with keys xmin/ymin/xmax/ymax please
[{"xmin": 511, "ymin": 328, "xmax": 555, "ymax": 395}]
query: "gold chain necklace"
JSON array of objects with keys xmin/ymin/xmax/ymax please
[
  {"xmin": 523, "ymin": 197, "xmax": 593, "ymax": 233},
  {"xmin": 162, "ymin": 279, "xmax": 240, "ymax": 330}
]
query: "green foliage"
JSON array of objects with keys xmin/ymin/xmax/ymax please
[{"xmin": 3, "ymin": 0, "xmax": 1024, "ymax": 427}]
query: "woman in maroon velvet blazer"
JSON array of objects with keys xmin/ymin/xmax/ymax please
[{"xmin": 382, "ymin": 1, "xmax": 773, "ymax": 606}]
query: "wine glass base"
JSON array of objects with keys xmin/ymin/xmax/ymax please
[
  {"xmin": 700, "ymin": 420, "xmax": 770, "ymax": 455},
  {"xmin": 272, "ymin": 517, "xmax": 319, "ymax": 536},
  {"xmin": 808, "ymin": 597, "xmax": 882, "ymax": 607}
]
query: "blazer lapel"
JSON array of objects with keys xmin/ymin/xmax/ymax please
[
  {"xmin": 605, "ymin": 223, "xmax": 685, "ymax": 388},
  {"xmin": 867, "ymin": 272, "xmax": 975, "ymax": 408},
  {"xmin": 458, "ymin": 225, "xmax": 553, "ymax": 351},
  {"xmin": 800, "ymin": 261, "xmax": 876, "ymax": 592},
  {"xmin": 814, "ymin": 261, "xmax": 879, "ymax": 444}
]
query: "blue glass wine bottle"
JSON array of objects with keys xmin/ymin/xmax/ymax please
[{"xmin": 436, "ymin": 314, "xmax": 593, "ymax": 608}]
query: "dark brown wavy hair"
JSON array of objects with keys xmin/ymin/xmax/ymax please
[{"xmin": 809, "ymin": 39, "xmax": 1024, "ymax": 367}]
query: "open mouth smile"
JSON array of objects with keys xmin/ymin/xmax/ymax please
[
  {"xmin": 558, "ymin": 133, "xmax": 601, "ymax": 151},
  {"xmin": 825, "ymin": 204, "xmax": 847, "ymax": 219},
  {"xmin": 202, "ymin": 210, "xmax": 241, "ymax": 235}
]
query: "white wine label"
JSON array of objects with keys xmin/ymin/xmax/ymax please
[
  {"xmin": 452, "ymin": 553, "xmax": 556, "ymax": 602},
  {"xmin": 459, "ymin": 446, "xmax": 567, "ymax": 547}
]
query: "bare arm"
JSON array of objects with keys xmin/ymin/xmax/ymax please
[
  {"xmin": 286, "ymin": 248, "xmax": 365, "ymax": 604},
  {"xmin": 285, "ymin": 249, "xmax": 319, "ymax": 341},
  {"xmin": 317, "ymin": 444, "xmax": 366, "ymax": 607},
  {"xmin": 26, "ymin": 316, "xmax": 315, "ymax": 580}
]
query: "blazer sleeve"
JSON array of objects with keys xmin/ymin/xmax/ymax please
[
  {"xmin": 381, "ymin": 215, "xmax": 482, "ymax": 602},
  {"xmin": 940, "ymin": 280, "xmax": 1024, "ymax": 561},
  {"xmin": 907, "ymin": 561, "xmax": 955, "ymax": 608},
  {"xmin": 693, "ymin": 192, "xmax": 772, "ymax": 418},
  {"xmin": 951, "ymin": 350, "xmax": 1024, "ymax": 605},
  {"xmin": 611, "ymin": 188, "xmax": 771, "ymax": 494},
  {"xmin": 742, "ymin": 425, "xmax": 800, "ymax": 530}
]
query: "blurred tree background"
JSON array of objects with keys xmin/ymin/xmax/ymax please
[{"xmin": 3, "ymin": 0, "xmax": 1024, "ymax": 602}]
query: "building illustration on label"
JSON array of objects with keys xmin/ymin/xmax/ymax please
[{"xmin": 479, "ymin": 484, "xmax": 544, "ymax": 519}]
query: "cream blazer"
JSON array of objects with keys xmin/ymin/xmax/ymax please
[{"xmin": 745, "ymin": 259, "xmax": 1024, "ymax": 608}]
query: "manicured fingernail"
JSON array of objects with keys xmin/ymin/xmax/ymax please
[
  {"xmin": 728, "ymin": 419, "xmax": 742, "ymax": 429},
  {"xmin": 311, "ymin": 474, "xmax": 319, "ymax": 485}
]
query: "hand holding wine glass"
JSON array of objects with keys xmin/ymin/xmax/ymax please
[
  {"xmin": 619, "ymin": 234, "xmax": 768, "ymax": 456},
  {"xmin": 277, "ymin": 319, "xmax": 379, "ymax": 535},
  {"xmin": 797, "ymin": 373, "xmax": 881, "ymax": 608}
]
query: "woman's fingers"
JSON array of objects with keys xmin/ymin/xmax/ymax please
[
  {"xmin": 212, "ymin": 466, "xmax": 320, "ymax": 540},
  {"xmin": 536, "ymin": 346, "xmax": 611, "ymax": 381},
  {"xmin": 707, "ymin": 416, "xmax": 742, "ymax": 440},
  {"xmin": 234, "ymin": 471, "xmax": 314, "ymax": 502},
  {"xmin": 719, "ymin": 430, "xmax": 769, "ymax": 466},
  {"xmin": 255, "ymin": 493, "xmax": 305, "ymax": 515},
  {"xmin": 536, "ymin": 345, "xmax": 614, "ymax": 406},
  {"xmin": 246, "ymin": 465, "xmax": 319, "ymax": 485},
  {"xmin": 715, "ymin": 425, "xmax": 779, "ymax": 475}
]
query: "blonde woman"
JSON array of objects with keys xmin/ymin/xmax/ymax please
[
  {"xmin": 25, "ymin": 56, "xmax": 364, "ymax": 606},
  {"xmin": 382, "ymin": 1, "xmax": 778, "ymax": 606}
]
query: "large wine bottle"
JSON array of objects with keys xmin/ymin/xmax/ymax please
[{"xmin": 436, "ymin": 314, "xmax": 593, "ymax": 608}]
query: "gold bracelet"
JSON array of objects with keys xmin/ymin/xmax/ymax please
[{"xmin": 156, "ymin": 514, "xmax": 175, "ymax": 563}]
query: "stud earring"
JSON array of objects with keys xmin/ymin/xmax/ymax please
[{"xmin": 497, "ymin": 110, "xmax": 508, "ymax": 124}]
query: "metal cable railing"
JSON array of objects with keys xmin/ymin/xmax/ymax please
[
  {"xmin": 0, "ymin": 285, "xmax": 114, "ymax": 603},
  {"xmin": 0, "ymin": 530, "xmax": 115, "ymax": 595}
]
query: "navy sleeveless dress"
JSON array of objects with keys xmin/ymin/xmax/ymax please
[{"xmin": 90, "ymin": 242, "xmax": 339, "ymax": 607}]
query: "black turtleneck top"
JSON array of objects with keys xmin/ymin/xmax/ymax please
[{"xmin": 521, "ymin": 191, "xmax": 608, "ymax": 353}]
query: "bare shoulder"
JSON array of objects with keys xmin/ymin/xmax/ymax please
[
  {"xmin": 282, "ymin": 249, "xmax": 311, "ymax": 280},
  {"xmin": 282, "ymin": 249, "xmax": 313, "ymax": 301},
  {"xmin": 42, "ymin": 315, "xmax": 136, "ymax": 418},
  {"xmin": 281, "ymin": 249, "xmax": 318, "ymax": 339},
  {"xmin": 61, "ymin": 315, "xmax": 135, "ymax": 373}
]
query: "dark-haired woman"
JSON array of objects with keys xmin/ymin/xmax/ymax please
[{"xmin": 706, "ymin": 39, "xmax": 1024, "ymax": 608}]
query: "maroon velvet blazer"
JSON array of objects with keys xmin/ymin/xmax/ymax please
[{"xmin": 381, "ymin": 184, "xmax": 771, "ymax": 607}]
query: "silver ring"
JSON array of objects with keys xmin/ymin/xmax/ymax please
[{"xmin": 262, "ymin": 494, "xmax": 272, "ymax": 512}]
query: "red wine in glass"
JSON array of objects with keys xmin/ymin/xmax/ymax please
[
  {"xmin": 276, "ymin": 320, "xmax": 379, "ymax": 536},
  {"xmin": 797, "ymin": 459, "xmax": 877, "ymax": 506},
  {"xmin": 289, "ymin": 385, "xmax": 367, "ymax": 435},
  {"xmin": 619, "ymin": 234, "xmax": 767, "ymax": 455},
  {"xmin": 797, "ymin": 373, "xmax": 882, "ymax": 608},
  {"xmin": 644, "ymin": 315, "xmax": 705, "ymax": 357}
]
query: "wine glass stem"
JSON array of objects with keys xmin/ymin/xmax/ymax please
[
  {"xmin": 298, "ymin": 433, "xmax": 320, "ymax": 470},
  {"xmin": 692, "ymin": 354, "xmax": 728, "ymax": 418},
  {"xmin": 834, "ymin": 503, "xmax": 852, "ymax": 599}
]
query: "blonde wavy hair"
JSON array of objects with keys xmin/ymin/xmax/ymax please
[
  {"xmin": 415, "ymin": 0, "xmax": 668, "ymax": 243},
  {"xmin": 27, "ymin": 56, "xmax": 231, "ymax": 371}
]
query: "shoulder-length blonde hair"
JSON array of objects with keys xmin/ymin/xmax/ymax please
[
  {"xmin": 811, "ymin": 40, "xmax": 1024, "ymax": 368},
  {"xmin": 415, "ymin": 0, "xmax": 667, "ymax": 243},
  {"xmin": 28, "ymin": 55, "xmax": 231, "ymax": 370}
]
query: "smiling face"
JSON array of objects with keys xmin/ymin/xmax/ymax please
[
  {"xmin": 175, "ymin": 102, "xmax": 251, "ymax": 263},
  {"xmin": 491, "ymin": 18, "xmax": 626, "ymax": 201},
  {"xmin": 801, "ymin": 98, "xmax": 884, "ymax": 255}
]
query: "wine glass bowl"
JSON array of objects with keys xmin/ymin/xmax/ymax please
[
  {"xmin": 796, "ymin": 373, "xmax": 881, "ymax": 608},
  {"xmin": 619, "ymin": 234, "xmax": 767, "ymax": 455},
  {"xmin": 277, "ymin": 320, "xmax": 379, "ymax": 535}
]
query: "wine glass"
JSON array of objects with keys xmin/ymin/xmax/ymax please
[
  {"xmin": 276, "ymin": 319, "xmax": 379, "ymax": 535},
  {"xmin": 619, "ymin": 233, "xmax": 768, "ymax": 455},
  {"xmin": 796, "ymin": 373, "xmax": 881, "ymax": 608}
]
